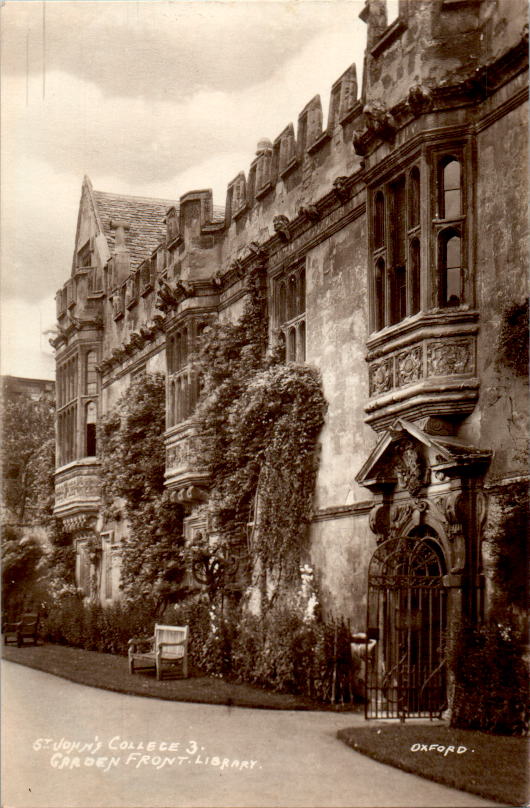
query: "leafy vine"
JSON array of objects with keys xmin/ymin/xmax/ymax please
[
  {"xmin": 98, "ymin": 372, "xmax": 185, "ymax": 613},
  {"xmin": 193, "ymin": 273, "xmax": 327, "ymax": 602}
]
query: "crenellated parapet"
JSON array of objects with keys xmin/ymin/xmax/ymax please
[{"xmin": 221, "ymin": 61, "xmax": 362, "ymax": 234}]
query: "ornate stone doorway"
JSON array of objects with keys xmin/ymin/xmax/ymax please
[{"xmin": 366, "ymin": 532, "xmax": 447, "ymax": 720}]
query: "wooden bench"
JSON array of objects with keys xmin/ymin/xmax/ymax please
[
  {"xmin": 3, "ymin": 613, "xmax": 40, "ymax": 647},
  {"xmin": 128, "ymin": 624, "xmax": 189, "ymax": 680}
]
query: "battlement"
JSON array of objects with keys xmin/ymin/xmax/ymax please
[{"xmin": 223, "ymin": 61, "xmax": 361, "ymax": 228}]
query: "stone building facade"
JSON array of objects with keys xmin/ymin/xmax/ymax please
[{"xmin": 52, "ymin": 0, "xmax": 528, "ymax": 716}]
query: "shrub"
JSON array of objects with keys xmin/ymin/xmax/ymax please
[{"xmin": 448, "ymin": 613, "xmax": 529, "ymax": 736}]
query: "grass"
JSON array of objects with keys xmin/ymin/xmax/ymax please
[
  {"xmin": 338, "ymin": 724, "xmax": 529, "ymax": 807},
  {"xmin": 5, "ymin": 642, "xmax": 528, "ymax": 804},
  {"xmin": 2, "ymin": 641, "xmax": 358, "ymax": 712}
]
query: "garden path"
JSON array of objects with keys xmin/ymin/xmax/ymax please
[{"xmin": 2, "ymin": 661, "xmax": 496, "ymax": 808}]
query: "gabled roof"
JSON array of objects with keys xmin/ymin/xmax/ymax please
[
  {"xmin": 93, "ymin": 189, "xmax": 178, "ymax": 269},
  {"xmin": 356, "ymin": 418, "xmax": 492, "ymax": 488},
  {"xmin": 76, "ymin": 177, "xmax": 225, "ymax": 273}
]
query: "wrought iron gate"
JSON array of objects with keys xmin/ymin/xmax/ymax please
[{"xmin": 365, "ymin": 535, "xmax": 448, "ymax": 720}]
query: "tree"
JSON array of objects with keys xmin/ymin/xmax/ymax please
[
  {"xmin": 2, "ymin": 392, "xmax": 55, "ymax": 524},
  {"xmin": 1, "ymin": 524, "xmax": 46, "ymax": 619}
]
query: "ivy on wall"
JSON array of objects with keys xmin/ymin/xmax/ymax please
[
  {"xmin": 483, "ymin": 480, "xmax": 529, "ymax": 613},
  {"xmin": 496, "ymin": 298, "xmax": 529, "ymax": 377},
  {"xmin": 194, "ymin": 273, "xmax": 327, "ymax": 599},
  {"xmin": 98, "ymin": 372, "xmax": 185, "ymax": 612}
]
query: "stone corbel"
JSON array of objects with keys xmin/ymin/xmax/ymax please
[
  {"xmin": 139, "ymin": 325, "xmax": 155, "ymax": 342},
  {"xmin": 129, "ymin": 332, "xmax": 144, "ymax": 350},
  {"xmin": 247, "ymin": 241, "xmax": 268, "ymax": 260},
  {"xmin": 363, "ymin": 103, "xmax": 397, "ymax": 141},
  {"xmin": 156, "ymin": 280, "xmax": 180, "ymax": 312},
  {"xmin": 442, "ymin": 491, "xmax": 466, "ymax": 573},
  {"xmin": 273, "ymin": 215, "xmax": 291, "ymax": 241},
  {"xmin": 212, "ymin": 272, "xmax": 223, "ymax": 289},
  {"xmin": 352, "ymin": 130, "xmax": 370, "ymax": 156},
  {"xmin": 332, "ymin": 176, "xmax": 351, "ymax": 203},
  {"xmin": 407, "ymin": 84, "xmax": 432, "ymax": 117},
  {"xmin": 176, "ymin": 280, "xmax": 195, "ymax": 298},
  {"xmin": 368, "ymin": 503, "xmax": 390, "ymax": 543},
  {"xmin": 298, "ymin": 205, "xmax": 321, "ymax": 222},
  {"xmin": 152, "ymin": 315, "xmax": 165, "ymax": 331},
  {"xmin": 230, "ymin": 258, "xmax": 246, "ymax": 277}
]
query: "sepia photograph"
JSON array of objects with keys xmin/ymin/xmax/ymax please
[{"xmin": 1, "ymin": 1, "xmax": 528, "ymax": 806}]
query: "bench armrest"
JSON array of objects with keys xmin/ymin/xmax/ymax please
[
  {"xmin": 128, "ymin": 635, "xmax": 154, "ymax": 645},
  {"xmin": 4, "ymin": 622, "xmax": 22, "ymax": 631}
]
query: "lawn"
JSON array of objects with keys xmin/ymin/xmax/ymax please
[
  {"xmin": 338, "ymin": 724, "xmax": 529, "ymax": 807},
  {"xmin": 2, "ymin": 641, "xmax": 358, "ymax": 712}
]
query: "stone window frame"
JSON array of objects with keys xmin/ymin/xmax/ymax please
[
  {"xmin": 273, "ymin": 260, "xmax": 306, "ymax": 363},
  {"xmin": 166, "ymin": 318, "xmax": 209, "ymax": 428},
  {"xmin": 431, "ymin": 148, "xmax": 468, "ymax": 309},
  {"xmin": 368, "ymin": 137, "xmax": 471, "ymax": 334},
  {"xmin": 57, "ymin": 352, "xmax": 79, "ymax": 466},
  {"xmin": 370, "ymin": 160, "xmax": 422, "ymax": 332}
]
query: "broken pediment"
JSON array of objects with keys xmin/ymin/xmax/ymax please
[{"xmin": 355, "ymin": 418, "xmax": 491, "ymax": 494}]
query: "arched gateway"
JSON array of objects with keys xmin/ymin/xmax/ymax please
[
  {"xmin": 355, "ymin": 418, "xmax": 492, "ymax": 721},
  {"xmin": 366, "ymin": 532, "xmax": 447, "ymax": 719}
]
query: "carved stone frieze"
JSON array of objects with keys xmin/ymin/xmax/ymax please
[
  {"xmin": 56, "ymin": 475, "xmax": 101, "ymax": 504},
  {"xmin": 396, "ymin": 346, "xmax": 423, "ymax": 386},
  {"xmin": 166, "ymin": 438, "xmax": 198, "ymax": 470},
  {"xmin": 369, "ymin": 357, "xmax": 393, "ymax": 395},
  {"xmin": 63, "ymin": 514, "xmax": 97, "ymax": 533},
  {"xmin": 426, "ymin": 339, "xmax": 474, "ymax": 377}
]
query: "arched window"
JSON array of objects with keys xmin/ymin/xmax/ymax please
[
  {"xmin": 409, "ymin": 167, "xmax": 420, "ymax": 229},
  {"xmin": 440, "ymin": 158, "xmax": 461, "ymax": 219},
  {"xmin": 374, "ymin": 191, "xmax": 385, "ymax": 250},
  {"xmin": 297, "ymin": 266, "xmax": 306, "ymax": 316},
  {"xmin": 297, "ymin": 321, "xmax": 306, "ymax": 363},
  {"xmin": 275, "ymin": 264, "xmax": 306, "ymax": 363},
  {"xmin": 287, "ymin": 274, "xmax": 297, "ymax": 320},
  {"xmin": 410, "ymin": 238, "xmax": 421, "ymax": 315},
  {"xmin": 439, "ymin": 229, "xmax": 462, "ymax": 307},
  {"xmin": 175, "ymin": 332, "xmax": 182, "ymax": 370},
  {"xmin": 85, "ymin": 351, "xmax": 97, "ymax": 395},
  {"xmin": 287, "ymin": 327, "xmax": 296, "ymax": 362},
  {"xmin": 181, "ymin": 328, "xmax": 188, "ymax": 366},
  {"xmin": 85, "ymin": 401, "xmax": 97, "ymax": 456},
  {"xmin": 278, "ymin": 282, "xmax": 287, "ymax": 323},
  {"xmin": 169, "ymin": 379, "xmax": 176, "ymax": 427},
  {"xmin": 375, "ymin": 258, "xmax": 386, "ymax": 331}
]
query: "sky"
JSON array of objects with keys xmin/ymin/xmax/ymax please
[{"xmin": 1, "ymin": 0, "xmax": 369, "ymax": 380}]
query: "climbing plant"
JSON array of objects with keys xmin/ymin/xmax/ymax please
[
  {"xmin": 98, "ymin": 372, "xmax": 185, "ymax": 612},
  {"xmin": 193, "ymin": 272, "xmax": 327, "ymax": 600}
]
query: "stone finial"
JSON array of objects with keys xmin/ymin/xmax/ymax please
[
  {"xmin": 256, "ymin": 138, "xmax": 273, "ymax": 156},
  {"xmin": 109, "ymin": 219, "xmax": 130, "ymax": 251}
]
